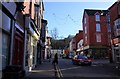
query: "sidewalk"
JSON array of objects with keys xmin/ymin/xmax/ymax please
[
  {"xmin": 92, "ymin": 59, "xmax": 120, "ymax": 70},
  {"xmin": 92, "ymin": 59, "xmax": 110, "ymax": 65},
  {"xmin": 25, "ymin": 60, "xmax": 55, "ymax": 79}
]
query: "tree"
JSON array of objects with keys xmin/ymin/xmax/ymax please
[
  {"xmin": 50, "ymin": 34, "xmax": 73, "ymax": 49},
  {"xmin": 50, "ymin": 27, "xmax": 58, "ymax": 40}
]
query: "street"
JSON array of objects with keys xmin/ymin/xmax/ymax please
[
  {"xmin": 56, "ymin": 58, "xmax": 120, "ymax": 79},
  {"xmin": 25, "ymin": 58, "xmax": 120, "ymax": 79}
]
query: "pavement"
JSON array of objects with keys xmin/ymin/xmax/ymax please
[
  {"xmin": 25, "ymin": 59, "xmax": 55, "ymax": 79},
  {"xmin": 92, "ymin": 59, "xmax": 119, "ymax": 67},
  {"xmin": 92, "ymin": 59, "xmax": 110, "ymax": 65}
]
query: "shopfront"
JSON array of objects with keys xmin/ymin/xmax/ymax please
[{"xmin": 1, "ymin": 10, "xmax": 11, "ymax": 69}]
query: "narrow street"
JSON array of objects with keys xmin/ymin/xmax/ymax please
[
  {"xmin": 1, "ymin": 1, "xmax": 120, "ymax": 79},
  {"xmin": 25, "ymin": 58, "xmax": 120, "ymax": 79},
  {"xmin": 57, "ymin": 58, "xmax": 120, "ymax": 79}
]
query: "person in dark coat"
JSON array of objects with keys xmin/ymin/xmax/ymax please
[{"xmin": 52, "ymin": 53, "xmax": 58, "ymax": 64}]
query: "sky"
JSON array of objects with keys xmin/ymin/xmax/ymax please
[{"xmin": 44, "ymin": 1, "xmax": 116, "ymax": 39}]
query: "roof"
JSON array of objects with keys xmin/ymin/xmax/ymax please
[
  {"xmin": 108, "ymin": 2, "xmax": 118, "ymax": 10},
  {"xmin": 84, "ymin": 9, "xmax": 109, "ymax": 16}
]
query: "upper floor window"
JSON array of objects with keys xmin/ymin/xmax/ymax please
[
  {"xmin": 85, "ymin": 35, "xmax": 87, "ymax": 43},
  {"xmin": 72, "ymin": 42, "xmax": 75, "ymax": 44},
  {"xmin": 85, "ymin": 26, "xmax": 87, "ymax": 34},
  {"xmin": 114, "ymin": 19, "xmax": 120, "ymax": 29},
  {"xmin": 108, "ymin": 23, "xmax": 111, "ymax": 32},
  {"xmin": 107, "ymin": 15, "xmax": 110, "ymax": 22},
  {"xmin": 118, "ymin": 3, "xmax": 120, "ymax": 15},
  {"xmin": 96, "ymin": 34, "xmax": 101, "ymax": 42},
  {"xmin": 84, "ymin": 17, "xmax": 86, "ymax": 24},
  {"xmin": 96, "ymin": 23, "xmax": 101, "ymax": 32},
  {"xmin": 95, "ymin": 14, "xmax": 100, "ymax": 21}
]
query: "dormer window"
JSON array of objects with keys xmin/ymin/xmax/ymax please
[{"xmin": 95, "ymin": 14, "xmax": 100, "ymax": 21}]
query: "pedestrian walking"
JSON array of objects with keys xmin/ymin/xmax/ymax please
[{"xmin": 52, "ymin": 53, "xmax": 58, "ymax": 65}]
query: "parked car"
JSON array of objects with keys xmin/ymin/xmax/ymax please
[{"xmin": 72, "ymin": 55, "xmax": 92, "ymax": 66}]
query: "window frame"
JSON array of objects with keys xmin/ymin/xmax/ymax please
[
  {"xmin": 95, "ymin": 14, "xmax": 100, "ymax": 21},
  {"xmin": 96, "ymin": 34, "xmax": 101, "ymax": 42},
  {"xmin": 96, "ymin": 23, "xmax": 101, "ymax": 32},
  {"xmin": 108, "ymin": 23, "xmax": 111, "ymax": 32}
]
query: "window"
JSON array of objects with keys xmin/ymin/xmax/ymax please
[
  {"xmin": 118, "ymin": 3, "xmax": 120, "ymax": 15},
  {"xmin": 108, "ymin": 23, "xmax": 111, "ymax": 32},
  {"xmin": 72, "ymin": 42, "xmax": 75, "ymax": 44},
  {"xmin": 2, "ymin": 33, "xmax": 10, "ymax": 69},
  {"xmin": 95, "ymin": 14, "xmax": 100, "ymax": 21},
  {"xmin": 85, "ymin": 26, "xmax": 87, "ymax": 34},
  {"xmin": 96, "ymin": 23, "xmax": 101, "ymax": 32},
  {"xmin": 107, "ymin": 15, "xmax": 110, "ymax": 22},
  {"xmin": 85, "ymin": 36, "xmax": 87, "ymax": 43},
  {"xmin": 84, "ymin": 17, "xmax": 86, "ymax": 24},
  {"xmin": 114, "ymin": 19, "xmax": 120, "ymax": 29},
  {"xmin": 96, "ymin": 34, "xmax": 101, "ymax": 42}
]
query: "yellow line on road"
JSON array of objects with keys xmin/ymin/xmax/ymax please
[{"xmin": 56, "ymin": 65, "xmax": 63, "ymax": 78}]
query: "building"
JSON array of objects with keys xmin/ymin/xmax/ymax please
[
  {"xmin": 69, "ymin": 36, "xmax": 76, "ymax": 54},
  {"xmin": 24, "ymin": 0, "xmax": 44, "ymax": 71},
  {"xmin": 108, "ymin": 1, "xmax": 120, "ymax": 63},
  {"xmin": 0, "ymin": 2, "xmax": 17, "ymax": 70},
  {"xmin": 82, "ymin": 9, "xmax": 109, "ymax": 59},
  {"xmin": 68, "ymin": 30, "xmax": 83, "ymax": 58},
  {"xmin": 40, "ymin": 19, "xmax": 48, "ymax": 61},
  {"xmin": 1, "ymin": 0, "xmax": 45, "ymax": 75},
  {"xmin": 75, "ymin": 30, "xmax": 83, "ymax": 52}
]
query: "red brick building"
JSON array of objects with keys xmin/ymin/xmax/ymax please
[
  {"xmin": 82, "ymin": 9, "xmax": 109, "ymax": 59},
  {"xmin": 108, "ymin": 1, "xmax": 120, "ymax": 63},
  {"xmin": 69, "ymin": 30, "xmax": 83, "ymax": 57},
  {"xmin": 75, "ymin": 30, "xmax": 83, "ymax": 50}
]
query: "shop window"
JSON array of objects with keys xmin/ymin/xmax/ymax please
[
  {"xmin": 2, "ymin": 33, "xmax": 10, "ymax": 69},
  {"xmin": 116, "ymin": 57, "xmax": 120, "ymax": 62}
]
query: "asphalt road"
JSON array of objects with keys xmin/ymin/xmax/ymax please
[{"xmin": 57, "ymin": 58, "xmax": 120, "ymax": 79}]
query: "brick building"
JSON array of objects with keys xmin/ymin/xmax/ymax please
[
  {"xmin": 82, "ymin": 9, "xmax": 109, "ymax": 59},
  {"xmin": 108, "ymin": 1, "xmax": 120, "ymax": 63},
  {"xmin": 1, "ymin": 0, "xmax": 45, "ymax": 76},
  {"xmin": 75, "ymin": 30, "xmax": 83, "ymax": 50}
]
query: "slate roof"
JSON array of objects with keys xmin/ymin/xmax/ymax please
[{"xmin": 84, "ymin": 9, "xmax": 109, "ymax": 16}]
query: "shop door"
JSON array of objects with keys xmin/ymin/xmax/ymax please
[{"xmin": 12, "ymin": 35, "xmax": 24, "ymax": 65}]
